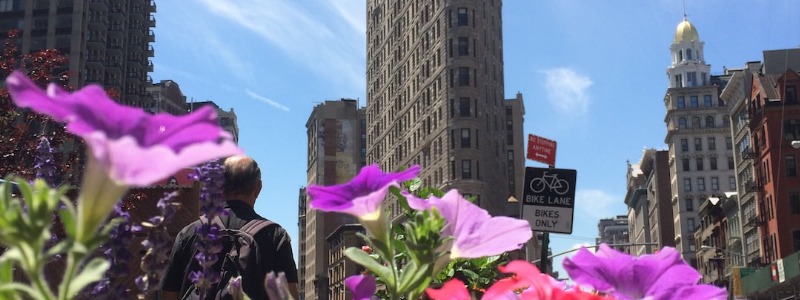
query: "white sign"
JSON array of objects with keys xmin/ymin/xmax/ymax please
[
  {"xmin": 777, "ymin": 259, "xmax": 785, "ymax": 283},
  {"xmin": 522, "ymin": 167, "xmax": 576, "ymax": 234}
]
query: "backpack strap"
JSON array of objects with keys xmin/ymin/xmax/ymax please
[{"xmin": 238, "ymin": 219, "xmax": 275, "ymax": 237}]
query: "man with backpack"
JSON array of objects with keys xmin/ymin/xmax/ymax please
[{"xmin": 161, "ymin": 155, "xmax": 299, "ymax": 299}]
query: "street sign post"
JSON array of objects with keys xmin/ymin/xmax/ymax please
[
  {"xmin": 522, "ymin": 167, "xmax": 576, "ymax": 234},
  {"xmin": 527, "ymin": 134, "xmax": 557, "ymax": 166}
]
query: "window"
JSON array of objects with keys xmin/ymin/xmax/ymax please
[
  {"xmin": 710, "ymin": 157, "xmax": 717, "ymax": 170},
  {"xmin": 457, "ymin": 8, "xmax": 468, "ymax": 26},
  {"xmin": 450, "ymin": 130, "xmax": 455, "ymax": 149},
  {"xmin": 791, "ymin": 192, "xmax": 800, "ymax": 214},
  {"xmin": 704, "ymin": 95, "xmax": 712, "ymax": 107},
  {"xmin": 687, "ymin": 218, "xmax": 696, "ymax": 232},
  {"xmin": 458, "ymin": 67, "xmax": 469, "ymax": 86},
  {"xmin": 694, "ymin": 138, "xmax": 702, "ymax": 151},
  {"xmin": 698, "ymin": 177, "xmax": 705, "ymax": 191},
  {"xmin": 787, "ymin": 86, "xmax": 797, "ymax": 104},
  {"xmin": 677, "ymin": 96, "xmax": 686, "ymax": 109},
  {"xmin": 729, "ymin": 176, "xmax": 736, "ymax": 190},
  {"xmin": 507, "ymin": 150, "xmax": 514, "ymax": 161},
  {"xmin": 726, "ymin": 137, "xmax": 733, "ymax": 150},
  {"xmin": 461, "ymin": 160, "xmax": 471, "ymax": 179},
  {"xmin": 787, "ymin": 155, "xmax": 797, "ymax": 177},
  {"xmin": 696, "ymin": 158, "xmax": 704, "ymax": 171},
  {"xmin": 682, "ymin": 158, "xmax": 690, "ymax": 171},
  {"xmin": 692, "ymin": 117, "xmax": 701, "ymax": 128},
  {"xmin": 705, "ymin": 116, "xmax": 714, "ymax": 128},
  {"xmin": 678, "ymin": 117, "xmax": 687, "ymax": 129},
  {"xmin": 794, "ymin": 231, "xmax": 800, "ymax": 252},
  {"xmin": 684, "ymin": 178, "xmax": 692, "ymax": 192},
  {"xmin": 675, "ymin": 74, "xmax": 683, "ymax": 87},
  {"xmin": 691, "ymin": 96, "xmax": 699, "ymax": 108},
  {"xmin": 785, "ymin": 119, "xmax": 800, "ymax": 140},
  {"xmin": 708, "ymin": 137, "xmax": 716, "ymax": 150},
  {"xmin": 450, "ymin": 161, "xmax": 456, "ymax": 180},
  {"xmin": 707, "ymin": 177, "xmax": 718, "ymax": 191},
  {"xmin": 686, "ymin": 49, "xmax": 693, "ymax": 60},
  {"xmin": 728, "ymin": 156, "xmax": 735, "ymax": 169},
  {"xmin": 457, "ymin": 37, "xmax": 469, "ymax": 55},
  {"xmin": 459, "ymin": 97, "xmax": 470, "ymax": 117},
  {"xmin": 685, "ymin": 197, "xmax": 694, "ymax": 212},
  {"xmin": 461, "ymin": 128, "xmax": 471, "ymax": 148},
  {"xmin": 687, "ymin": 72, "xmax": 697, "ymax": 87}
]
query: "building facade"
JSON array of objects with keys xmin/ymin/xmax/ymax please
[
  {"xmin": 749, "ymin": 68, "xmax": 800, "ymax": 263},
  {"xmin": 596, "ymin": 215, "xmax": 629, "ymax": 252},
  {"xmin": 146, "ymin": 79, "xmax": 188, "ymax": 115},
  {"xmin": 625, "ymin": 149, "xmax": 674, "ymax": 256},
  {"xmin": 0, "ymin": 0, "xmax": 156, "ymax": 107},
  {"xmin": 662, "ymin": 18, "xmax": 736, "ymax": 267},
  {"xmin": 191, "ymin": 101, "xmax": 239, "ymax": 143},
  {"xmin": 302, "ymin": 99, "xmax": 366, "ymax": 300},
  {"xmin": 365, "ymin": 0, "xmax": 519, "ymax": 218}
]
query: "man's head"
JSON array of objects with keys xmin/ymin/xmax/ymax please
[{"xmin": 223, "ymin": 155, "xmax": 262, "ymax": 205}]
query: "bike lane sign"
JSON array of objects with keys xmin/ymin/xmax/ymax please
[{"xmin": 522, "ymin": 167, "xmax": 576, "ymax": 234}]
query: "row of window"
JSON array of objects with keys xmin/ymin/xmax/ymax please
[
  {"xmin": 680, "ymin": 156, "xmax": 735, "ymax": 172},
  {"xmin": 677, "ymin": 115, "xmax": 730, "ymax": 129},
  {"xmin": 676, "ymin": 95, "xmax": 715, "ymax": 109},
  {"xmin": 679, "ymin": 137, "xmax": 732, "ymax": 152},
  {"xmin": 682, "ymin": 176, "xmax": 736, "ymax": 192}
]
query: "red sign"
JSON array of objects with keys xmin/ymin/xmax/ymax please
[{"xmin": 527, "ymin": 134, "xmax": 557, "ymax": 166}]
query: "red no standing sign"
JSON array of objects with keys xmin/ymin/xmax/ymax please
[{"xmin": 527, "ymin": 134, "xmax": 557, "ymax": 166}]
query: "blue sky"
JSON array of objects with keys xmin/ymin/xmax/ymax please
[{"xmin": 151, "ymin": 1, "xmax": 800, "ymax": 278}]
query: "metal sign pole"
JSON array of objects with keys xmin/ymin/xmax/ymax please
[{"xmin": 539, "ymin": 232, "xmax": 549, "ymax": 273}]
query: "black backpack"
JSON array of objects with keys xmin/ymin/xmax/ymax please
[{"xmin": 180, "ymin": 218, "xmax": 275, "ymax": 300}]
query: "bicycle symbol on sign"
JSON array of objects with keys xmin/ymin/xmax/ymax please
[{"xmin": 529, "ymin": 171, "xmax": 570, "ymax": 195}]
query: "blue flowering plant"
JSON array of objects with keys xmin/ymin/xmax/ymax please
[{"xmin": 0, "ymin": 71, "xmax": 241, "ymax": 300}]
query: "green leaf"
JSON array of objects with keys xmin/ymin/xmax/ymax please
[
  {"xmin": 0, "ymin": 257, "xmax": 13, "ymax": 283},
  {"xmin": 0, "ymin": 282, "xmax": 41, "ymax": 300},
  {"xmin": 407, "ymin": 178, "xmax": 422, "ymax": 192},
  {"xmin": 345, "ymin": 247, "xmax": 393, "ymax": 285},
  {"xmin": 57, "ymin": 199, "xmax": 77, "ymax": 239},
  {"xmin": 65, "ymin": 257, "xmax": 109, "ymax": 296}
]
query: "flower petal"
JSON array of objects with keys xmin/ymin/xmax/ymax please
[
  {"xmin": 344, "ymin": 275, "xmax": 377, "ymax": 300},
  {"xmin": 426, "ymin": 279, "xmax": 470, "ymax": 300}
]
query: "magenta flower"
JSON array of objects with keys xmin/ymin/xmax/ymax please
[
  {"xmin": 563, "ymin": 244, "xmax": 727, "ymax": 300},
  {"xmin": 308, "ymin": 164, "xmax": 419, "ymax": 238},
  {"xmin": 344, "ymin": 275, "xmax": 377, "ymax": 300},
  {"xmin": 6, "ymin": 71, "xmax": 241, "ymax": 243},
  {"xmin": 308, "ymin": 164, "xmax": 420, "ymax": 218},
  {"xmin": 405, "ymin": 190, "xmax": 532, "ymax": 259},
  {"xmin": 6, "ymin": 71, "xmax": 241, "ymax": 186},
  {"xmin": 426, "ymin": 278, "xmax": 470, "ymax": 300}
]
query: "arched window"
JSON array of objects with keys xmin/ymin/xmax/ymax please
[
  {"xmin": 686, "ymin": 48, "xmax": 693, "ymax": 60},
  {"xmin": 705, "ymin": 116, "xmax": 715, "ymax": 128},
  {"xmin": 678, "ymin": 50, "xmax": 683, "ymax": 61},
  {"xmin": 678, "ymin": 117, "xmax": 687, "ymax": 129},
  {"xmin": 692, "ymin": 117, "xmax": 701, "ymax": 129}
]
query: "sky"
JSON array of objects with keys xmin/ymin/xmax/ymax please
[{"xmin": 150, "ymin": 0, "xmax": 800, "ymax": 280}]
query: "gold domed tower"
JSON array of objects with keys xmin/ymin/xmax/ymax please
[
  {"xmin": 674, "ymin": 18, "xmax": 700, "ymax": 43},
  {"xmin": 667, "ymin": 17, "xmax": 709, "ymax": 88}
]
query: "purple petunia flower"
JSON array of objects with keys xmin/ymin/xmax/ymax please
[
  {"xmin": 307, "ymin": 164, "xmax": 420, "ymax": 237},
  {"xmin": 6, "ymin": 71, "xmax": 241, "ymax": 243},
  {"xmin": 344, "ymin": 275, "xmax": 377, "ymax": 300},
  {"xmin": 264, "ymin": 272, "xmax": 292, "ymax": 300},
  {"xmin": 563, "ymin": 244, "xmax": 727, "ymax": 300},
  {"xmin": 308, "ymin": 164, "xmax": 420, "ymax": 218},
  {"xmin": 405, "ymin": 190, "xmax": 532, "ymax": 259}
]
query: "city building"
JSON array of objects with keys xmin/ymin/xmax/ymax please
[
  {"xmin": 722, "ymin": 61, "xmax": 762, "ymax": 267},
  {"xmin": 364, "ymin": 0, "xmax": 522, "ymax": 219},
  {"xmin": 302, "ymin": 99, "xmax": 366, "ymax": 300},
  {"xmin": 191, "ymin": 101, "xmax": 239, "ymax": 143},
  {"xmin": 596, "ymin": 215, "xmax": 629, "ymax": 252},
  {"xmin": 0, "ymin": 0, "xmax": 156, "ymax": 107},
  {"xmin": 625, "ymin": 149, "xmax": 674, "ymax": 256},
  {"xmin": 662, "ymin": 18, "xmax": 736, "ymax": 267},
  {"xmin": 146, "ymin": 79, "xmax": 188, "ymax": 115},
  {"xmin": 694, "ymin": 194, "xmax": 727, "ymax": 285},
  {"xmin": 326, "ymin": 224, "xmax": 365, "ymax": 300},
  {"xmin": 748, "ymin": 67, "xmax": 800, "ymax": 263}
]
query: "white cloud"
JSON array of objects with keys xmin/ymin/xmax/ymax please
[
  {"xmin": 245, "ymin": 89, "xmax": 290, "ymax": 112},
  {"xmin": 195, "ymin": 0, "xmax": 365, "ymax": 89},
  {"xmin": 575, "ymin": 189, "xmax": 619, "ymax": 220},
  {"xmin": 541, "ymin": 68, "xmax": 593, "ymax": 116}
]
